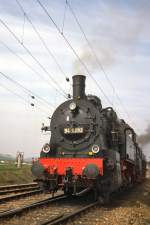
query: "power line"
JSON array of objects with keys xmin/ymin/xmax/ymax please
[
  {"xmin": 61, "ymin": 0, "xmax": 68, "ymax": 34},
  {"xmin": 36, "ymin": 0, "xmax": 114, "ymax": 106},
  {"xmin": 36, "ymin": 0, "xmax": 136, "ymax": 129},
  {"xmin": 66, "ymin": 1, "xmax": 137, "ymax": 128},
  {"xmin": 0, "ymin": 17, "xmax": 67, "ymax": 98},
  {"xmin": 0, "ymin": 71, "xmax": 55, "ymax": 109},
  {"xmin": 0, "ymin": 82, "xmax": 30, "ymax": 105},
  {"xmin": 0, "ymin": 40, "xmax": 64, "ymax": 98},
  {"xmin": 0, "ymin": 82, "xmax": 50, "ymax": 117},
  {"xmin": 15, "ymin": 0, "xmax": 69, "ymax": 82},
  {"xmin": 21, "ymin": 12, "xmax": 26, "ymax": 44},
  {"xmin": 66, "ymin": 4, "xmax": 125, "ymax": 109},
  {"xmin": 0, "ymin": 82, "xmax": 51, "ymax": 117}
]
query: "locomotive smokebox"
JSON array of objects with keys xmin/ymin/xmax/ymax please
[{"xmin": 73, "ymin": 75, "xmax": 86, "ymax": 99}]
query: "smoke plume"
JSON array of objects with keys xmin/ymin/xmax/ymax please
[
  {"xmin": 138, "ymin": 125, "xmax": 150, "ymax": 146},
  {"xmin": 73, "ymin": 1, "xmax": 149, "ymax": 74}
]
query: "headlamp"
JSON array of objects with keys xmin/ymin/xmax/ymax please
[
  {"xmin": 92, "ymin": 145, "xmax": 100, "ymax": 154},
  {"xmin": 69, "ymin": 102, "xmax": 77, "ymax": 111},
  {"xmin": 42, "ymin": 143, "xmax": 50, "ymax": 153}
]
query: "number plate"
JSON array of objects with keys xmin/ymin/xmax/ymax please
[{"xmin": 64, "ymin": 127, "xmax": 83, "ymax": 134}]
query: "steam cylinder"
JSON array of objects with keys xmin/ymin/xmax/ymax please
[{"xmin": 73, "ymin": 75, "xmax": 86, "ymax": 99}]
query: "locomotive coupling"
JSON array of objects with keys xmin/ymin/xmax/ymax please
[
  {"xmin": 65, "ymin": 167, "xmax": 73, "ymax": 178},
  {"xmin": 64, "ymin": 167, "xmax": 73, "ymax": 183}
]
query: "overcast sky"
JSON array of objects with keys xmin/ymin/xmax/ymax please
[{"xmin": 0, "ymin": 0, "xmax": 150, "ymax": 158}]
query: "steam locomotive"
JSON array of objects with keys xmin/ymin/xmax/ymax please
[{"xmin": 32, "ymin": 75, "xmax": 146, "ymax": 201}]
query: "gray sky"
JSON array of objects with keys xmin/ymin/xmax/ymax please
[{"xmin": 0, "ymin": 0, "xmax": 150, "ymax": 158}]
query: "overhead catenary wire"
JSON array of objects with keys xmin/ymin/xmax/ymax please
[
  {"xmin": 0, "ymin": 1, "xmax": 137, "ymax": 130},
  {"xmin": 36, "ymin": 0, "xmax": 114, "ymax": 106},
  {"xmin": 0, "ymin": 82, "xmax": 30, "ymax": 105},
  {"xmin": 15, "ymin": 0, "xmax": 69, "ymax": 82},
  {"xmin": 0, "ymin": 71, "xmax": 55, "ymax": 110},
  {"xmin": 61, "ymin": 0, "xmax": 68, "ymax": 34},
  {"xmin": 0, "ymin": 17, "xmax": 67, "ymax": 99},
  {"xmin": 66, "ymin": 1, "xmax": 136, "ymax": 127},
  {"xmin": 36, "ymin": 0, "xmax": 137, "ymax": 130},
  {"xmin": 21, "ymin": 12, "xmax": 26, "ymax": 44},
  {"xmin": 0, "ymin": 40, "xmax": 64, "ymax": 99},
  {"xmin": 0, "ymin": 82, "xmax": 50, "ymax": 117}
]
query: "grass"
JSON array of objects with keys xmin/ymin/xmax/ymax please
[{"xmin": 0, "ymin": 163, "xmax": 34, "ymax": 185}]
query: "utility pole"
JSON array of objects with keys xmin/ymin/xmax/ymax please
[{"xmin": 16, "ymin": 151, "xmax": 24, "ymax": 168}]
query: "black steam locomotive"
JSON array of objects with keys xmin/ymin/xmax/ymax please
[{"xmin": 32, "ymin": 75, "xmax": 146, "ymax": 201}]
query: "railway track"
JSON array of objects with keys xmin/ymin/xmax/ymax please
[
  {"xmin": 41, "ymin": 201, "xmax": 99, "ymax": 225},
  {"xmin": 0, "ymin": 183, "xmax": 38, "ymax": 191},
  {"xmin": 0, "ymin": 186, "xmax": 39, "ymax": 196},
  {"xmin": 0, "ymin": 183, "xmax": 43, "ymax": 203},
  {"xmin": 0, "ymin": 189, "xmax": 43, "ymax": 203},
  {"xmin": 0, "ymin": 193, "xmax": 100, "ymax": 225},
  {"xmin": 0, "ymin": 194, "xmax": 67, "ymax": 219},
  {"xmin": 0, "ymin": 186, "xmax": 138, "ymax": 225}
]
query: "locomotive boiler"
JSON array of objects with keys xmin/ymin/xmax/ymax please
[{"xmin": 32, "ymin": 75, "xmax": 146, "ymax": 201}]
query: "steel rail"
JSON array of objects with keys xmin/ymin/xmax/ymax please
[
  {"xmin": 41, "ymin": 201, "xmax": 99, "ymax": 225},
  {"xmin": 0, "ymin": 194, "xmax": 67, "ymax": 219},
  {"xmin": 0, "ymin": 189, "xmax": 42, "ymax": 203},
  {"xmin": 0, "ymin": 186, "xmax": 39, "ymax": 195},
  {"xmin": 0, "ymin": 183, "xmax": 37, "ymax": 191}
]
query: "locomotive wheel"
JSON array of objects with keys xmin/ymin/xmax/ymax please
[
  {"xmin": 103, "ymin": 193, "xmax": 110, "ymax": 204},
  {"xmin": 98, "ymin": 193, "xmax": 110, "ymax": 205},
  {"xmin": 64, "ymin": 187, "xmax": 73, "ymax": 196},
  {"xmin": 38, "ymin": 181, "xmax": 49, "ymax": 192},
  {"xmin": 98, "ymin": 196, "xmax": 104, "ymax": 204}
]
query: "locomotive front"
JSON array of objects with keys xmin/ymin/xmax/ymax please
[
  {"xmin": 49, "ymin": 75, "xmax": 103, "ymax": 156},
  {"xmin": 32, "ymin": 75, "xmax": 105, "ymax": 195}
]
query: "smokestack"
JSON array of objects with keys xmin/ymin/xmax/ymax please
[{"xmin": 72, "ymin": 75, "xmax": 86, "ymax": 99}]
